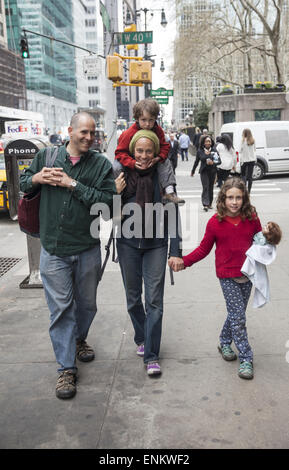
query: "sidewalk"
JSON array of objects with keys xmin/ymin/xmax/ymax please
[{"xmin": 0, "ymin": 187, "xmax": 289, "ymax": 449}]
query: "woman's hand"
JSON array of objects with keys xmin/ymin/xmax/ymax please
[
  {"xmin": 115, "ymin": 172, "xmax": 126, "ymax": 194},
  {"xmin": 168, "ymin": 257, "xmax": 185, "ymax": 272}
]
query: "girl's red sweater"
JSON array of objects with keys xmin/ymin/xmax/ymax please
[
  {"xmin": 183, "ymin": 213, "xmax": 262, "ymax": 278},
  {"xmin": 115, "ymin": 122, "xmax": 170, "ymax": 169}
]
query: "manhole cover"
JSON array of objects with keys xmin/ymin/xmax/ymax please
[{"xmin": 0, "ymin": 257, "xmax": 22, "ymax": 277}]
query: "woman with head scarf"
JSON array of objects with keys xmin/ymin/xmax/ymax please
[{"xmin": 113, "ymin": 130, "xmax": 183, "ymax": 377}]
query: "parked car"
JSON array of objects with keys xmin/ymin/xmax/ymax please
[
  {"xmin": 220, "ymin": 121, "xmax": 289, "ymax": 180},
  {"xmin": 49, "ymin": 134, "xmax": 63, "ymax": 146},
  {"xmin": 91, "ymin": 128, "xmax": 107, "ymax": 153}
]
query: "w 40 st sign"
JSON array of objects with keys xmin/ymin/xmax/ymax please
[{"xmin": 114, "ymin": 31, "xmax": 153, "ymax": 45}]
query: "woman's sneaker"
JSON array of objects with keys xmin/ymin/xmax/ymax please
[
  {"xmin": 218, "ymin": 344, "xmax": 237, "ymax": 361},
  {"xmin": 238, "ymin": 361, "xmax": 254, "ymax": 380},
  {"xmin": 147, "ymin": 362, "xmax": 161, "ymax": 376},
  {"xmin": 136, "ymin": 344, "xmax": 144, "ymax": 357}
]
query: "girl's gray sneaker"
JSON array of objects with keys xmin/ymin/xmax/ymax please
[
  {"xmin": 238, "ymin": 361, "xmax": 254, "ymax": 380},
  {"xmin": 218, "ymin": 344, "xmax": 237, "ymax": 361}
]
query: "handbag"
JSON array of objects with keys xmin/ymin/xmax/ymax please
[{"xmin": 18, "ymin": 146, "xmax": 59, "ymax": 237}]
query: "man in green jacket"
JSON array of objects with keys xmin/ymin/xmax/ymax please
[{"xmin": 20, "ymin": 112, "xmax": 116, "ymax": 399}]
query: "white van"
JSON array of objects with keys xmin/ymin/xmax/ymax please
[{"xmin": 220, "ymin": 121, "xmax": 289, "ymax": 180}]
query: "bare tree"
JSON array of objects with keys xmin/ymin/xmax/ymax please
[
  {"xmin": 173, "ymin": 0, "xmax": 288, "ymax": 90},
  {"xmin": 242, "ymin": 0, "xmax": 285, "ymax": 83}
]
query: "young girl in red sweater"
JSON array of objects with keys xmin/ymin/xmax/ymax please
[{"xmin": 172, "ymin": 177, "xmax": 262, "ymax": 380}]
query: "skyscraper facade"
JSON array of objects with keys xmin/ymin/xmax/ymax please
[
  {"xmin": 173, "ymin": 0, "xmax": 222, "ymax": 127},
  {"xmin": 6, "ymin": 0, "xmax": 76, "ymax": 102},
  {"xmin": 0, "ymin": 0, "xmax": 26, "ymax": 111},
  {"xmin": 5, "ymin": 0, "xmax": 78, "ymax": 133}
]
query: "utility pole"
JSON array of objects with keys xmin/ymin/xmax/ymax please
[{"xmin": 104, "ymin": 0, "xmax": 118, "ymax": 161}]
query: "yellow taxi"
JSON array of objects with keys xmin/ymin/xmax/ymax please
[{"xmin": 0, "ymin": 140, "xmax": 8, "ymax": 212}]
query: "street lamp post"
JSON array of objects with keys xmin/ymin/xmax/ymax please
[{"xmin": 134, "ymin": 6, "xmax": 168, "ymax": 98}]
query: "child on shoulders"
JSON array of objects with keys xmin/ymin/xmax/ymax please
[{"xmin": 115, "ymin": 98, "xmax": 184, "ymax": 205}]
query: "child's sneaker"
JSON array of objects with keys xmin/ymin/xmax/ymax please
[
  {"xmin": 162, "ymin": 193, "xmax": 185, "ymax": 205},
  {"xmin": 136, "ymin": 344, "xmax": 144, "ymax": 357},
  {"xmin": 238, "ymin": 361, "xmax": 254, "ymax": 380},
  {"xmin": 147, "ymin": 361, "xmax": 161, "ymax": 376},
  {"xmin": 218, "ymin": 344, "xmax": 237, "ymax": 361}
]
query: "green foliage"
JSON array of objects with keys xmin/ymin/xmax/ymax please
[{"xmin": 194, "ymin": 102, "xmax": 211, "ymax": 129}]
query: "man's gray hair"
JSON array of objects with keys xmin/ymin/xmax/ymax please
[{"xmin": 70, "ymin": 112, "xmax": 95, "ymax": 129}]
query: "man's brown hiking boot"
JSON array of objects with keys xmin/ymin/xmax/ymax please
[
  {"xmin": 76, "ymin": 340, "xmax": 95, "ymax": 362},
  {"xmin": 55, "ymin": 370, "xmax": 77, "ymax": 399}
]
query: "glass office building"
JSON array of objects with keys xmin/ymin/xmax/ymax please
[{"xmin": 5, "ymin": 0, "xmax": 76, "ymax": 103}]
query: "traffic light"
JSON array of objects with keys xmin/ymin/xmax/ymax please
[
  {"xmin": 20, "ymin": 36, "xmax": 29, "ymax": 59},
  {"xmin": 106, "ymin": 55, "xmax": 124, "ymax": 82},
  {"xmin": 124, "ymin": 24, "xmax": 138, "ymax": 51},
  {"xmin": 129, "ymin": 60, "xmax": 152, "ymax": 84}
]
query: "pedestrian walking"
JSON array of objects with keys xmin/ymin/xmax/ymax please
[
  {"xmin": 115, "ymin": 98, "xmax": 184, "ymax": 204},
  {"xmin": 193, "ymin": 127, "xmax": 202, "ymax": 154},
  {"xmin": 240, "ymin": 128, "xmax": 256, "ymax": 193},
  {"xmin": 171, "ymin": 177, "xmax": 262, "ymax": 380},
  {"xmin": 113, "ymin": 130, "xmax": 183, "ymax": 377},
  {"xmin": 178, "ymin": 131, "xmax": 191, "ymax": 161},
  {"xmin": 20, "ymin": 112, "xmax": 116, "ymax": 399},
  {"xmin": 168, "ymin": 132, "xmax": 179, "ymax": 173},
  {"xmin": 195, "ymin": 135, "xmax": 221, "ymax": 211},
  {"xmin": 216, "ymin": 133, "xmax": 236, "ymax": 187},
  {"xmin": 198, "ymin": 128, "xmax": 209, "ymax": 149}
]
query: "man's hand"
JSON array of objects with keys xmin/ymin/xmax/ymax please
[
  {"xmin": 32, "ymin": 167, "xmax": 63, "ymax": 186},
  {"xmin": 32, "ymin": 168, "xmax": 73, "ymax": 188},
  {"xmin": 168, "ymin": 257, "xmax": 185, "ymax": 272}
]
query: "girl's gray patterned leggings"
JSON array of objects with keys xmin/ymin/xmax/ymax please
[{"xmin": 219, "ymin": 278, "xmax": 253, "ymax": 362}]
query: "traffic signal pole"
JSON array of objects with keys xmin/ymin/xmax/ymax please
[{"xmin": 21, "ymin": 28, "xmax": 105, "ymax": 58}]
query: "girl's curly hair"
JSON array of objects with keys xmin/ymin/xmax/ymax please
[{"xmin": 216, "ymin": 177, "xmax": 257, "ymax": 221}]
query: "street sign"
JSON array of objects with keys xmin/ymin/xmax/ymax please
[
  {"xmin": 114, "ymin": 31, "xmax": 153, "ymax": 45},
  {"xmin": 150, "ymin": 88, "xmax": 174, "ymax": 97},
  {"xmin": 83, "ymin": 56, "xmax": 101, "ymax": 77},
  {"xmin": 155, "ymin": 97, "xmax": 169, "ymax": 104}
]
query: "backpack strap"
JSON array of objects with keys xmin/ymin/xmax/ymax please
[
  {"xmin": 45, "ymin": 146, "xmax": 59, "ymax": 167},
  {"xmin": 99, "ymin": 227, "xmax": 114, "ymax": 281}
]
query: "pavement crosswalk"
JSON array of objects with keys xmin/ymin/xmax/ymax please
[{"xmin": 178, "ymin": 181, "xmax": 283, "ymax": 198}]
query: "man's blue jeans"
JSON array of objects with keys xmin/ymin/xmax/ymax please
[
  {"xmin": 117, "ymin": 242, "xmax": 168, "ymax": 364},
  {"xmin": 40, "ymin": 245, "xmax": 101, "ymax": 372}
]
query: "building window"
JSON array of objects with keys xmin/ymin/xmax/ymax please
[
  {"xmin": 0, "ymin": 22, "xmax": 3, "ymax": 37},
  {"xmin": 86, "ymin": 31, "xmax": 97, "ymax": 40},
  {"xmin": 85, "ymin": 19, "xmax": 96, "ymax": 27},
  {"xmin": 255, "ymin": 109, "xmax": 281, "ymax": 121},
  {"xmin": 223, "ymin": 111, "xmax": 236, "ymax": 124},
  {"xmin": 89, "ymin": 100, "xmax": 99, "ymax": 107},
  {"xmin": 88, "ymin": 86, "xmax": 99, "ymax": 94},
  {"xmin": 265, "ymin": 130, "xmax": 289, "ymax": 148}
]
